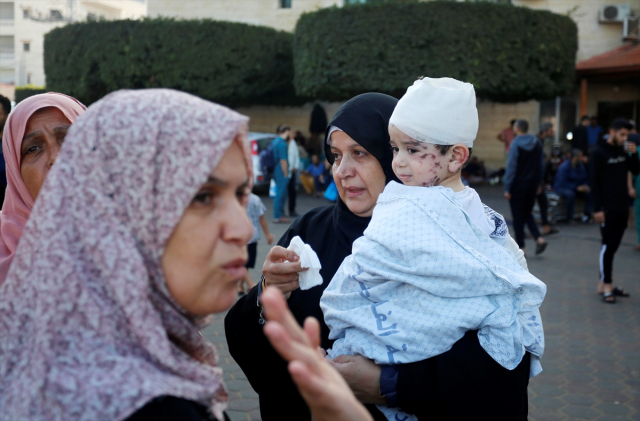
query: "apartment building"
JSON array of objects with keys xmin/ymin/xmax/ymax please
[{"xmin": 0, "ymin": 0, "xmax": 146, "ymax": 99}]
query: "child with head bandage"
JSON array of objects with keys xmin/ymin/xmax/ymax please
[{"xmin": 320, "ymin": 77, "xmax": 547, "ymax": 421}]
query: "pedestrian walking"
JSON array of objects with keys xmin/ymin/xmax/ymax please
[
  {"xmin": 504, "ymin": 119, "xmax": 547, "ymax": 255},
  {"xmin": 272, "ymin": 124, "xmax": 291, "ymax": 223},
  {"xmin": 531, "ymin": 122, "xmax": 556, "ymax": 235},
  {"xmin": 239, "ymin": 193, "xmax": 274, "ymax": 295},
  {"xmin": 554, "ymin": 149, "xmax": 592, "ymax": 222},
  {"xmin": 288, "ymin": 130, "xmax": 300, "ymax": 217},
  {"xmin": 590, "ymin": 118, "xmax": 639, "ymax": 303}
]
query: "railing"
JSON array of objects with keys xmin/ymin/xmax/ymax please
[
  {"xmin": 0, "ymin": 19, "xmax": 14, "ymax": 27},
  {"xmin": 0, "ymin": 52, "xmax": 15, "ymax": 66}
]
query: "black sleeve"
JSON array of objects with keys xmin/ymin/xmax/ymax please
[
  {"xmin": 395, "ymin": 330, "xmax": 530, "ymax": 421},
  {"xmin": 589, "ymin": 150, "xmax": 604, "ymax": 212},
  {"xmin": 125, "ymin": 396, "xmax": 226, "ymax": 421},
  {"xmin": 224, "ymin": 220, "xmax": 311, "ymax": 421},
  {"xmin": 627, "ymin": 152, "xmax": 639, "ymax": 176}
]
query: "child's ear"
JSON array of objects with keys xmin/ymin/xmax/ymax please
[{"xmin": 448, "ymin": 144, "xmax": 469, "ymax": 173}]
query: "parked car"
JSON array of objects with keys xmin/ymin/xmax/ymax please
[{"xmin": 249, "ymin": 132, "xmax": 277, "ymax": 193}]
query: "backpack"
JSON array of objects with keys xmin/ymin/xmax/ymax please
[{"xmin": 259, "ymin": 138, "xmax": 279, "ymax": 174}]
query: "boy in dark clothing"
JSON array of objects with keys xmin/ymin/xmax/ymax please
[
  {"xmin": 504, "ymin": 119, "xmax": 547, "ymax": 255},
  {"xmin": 590, "ymin": 118, "xmax": 639, "ymax": 303}
]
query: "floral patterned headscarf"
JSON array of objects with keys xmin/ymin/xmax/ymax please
[{"xmin": 0, "ymin": 89, "xmax": 251, "ymax": 421}]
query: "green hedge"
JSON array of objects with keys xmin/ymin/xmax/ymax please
[
  {"xmin": 44, "ymin": 18, "xmax": 299, "ymax": 107},
  {"xmin": 294, "ymin": 2, "xmax": 577, "ymax": 102},
  {"xmin": 15, "ymin": 86, "xmax": 48, "ymax": 103}
]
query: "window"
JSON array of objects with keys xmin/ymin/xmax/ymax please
[
  {"xmin": 50, "ymin": 9, "xmax": 63, "ymax": 21},
  {"xmin": 280, "ymin": 0, "xmax": 292, "ymax": 8},
  {"xmin": 22, "ymin": 8, "xmax": 30, "ymax": 19},
  {"xmin": 0, "ymin": 35, "xmax": 14, "ymax": 53},
  {"xmin": 27, "ymin": 73, "xmax": 31, "ymax": 84},
  {"xmin": 23, "ymin": 42, "xmax": 30, "ymax": 52},
  {"xmin": 0, "ymin": 3, "xmax": 14, "ymax": 20}
]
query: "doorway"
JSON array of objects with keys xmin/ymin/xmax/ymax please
[{"xmin": 596, "ymin": 101, "xmax": 636, "ymax": 131}]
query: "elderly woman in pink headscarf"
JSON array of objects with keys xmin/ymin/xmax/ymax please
[
  {"xmin": 0, "ymin": 93, "xmax": 86, "ymax": 282},
  {"xmin": 0, "ymin": 89, "xmax": 369, "ymax": 421}
]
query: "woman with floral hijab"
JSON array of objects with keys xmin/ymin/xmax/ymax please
[{"xmin": 0, "ymin": 89, "xmax": 255, "ymax": 421}]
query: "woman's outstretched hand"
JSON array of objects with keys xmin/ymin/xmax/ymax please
[
  {"xmin": 261, "ymin": 287, "xmax": 373, "ymax": 421},
  {"xmin": 261, "ymin": 246, "xmax": 307, "ymax": 299}
]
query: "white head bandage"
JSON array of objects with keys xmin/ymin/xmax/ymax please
[{"xmin": 389, "ymin": 77, "xmax": 478, "ymax": 148}]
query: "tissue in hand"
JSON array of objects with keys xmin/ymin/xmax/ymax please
[{"xmin": 287, "ymin": 236, "xmax": 323, "ymax": 290}]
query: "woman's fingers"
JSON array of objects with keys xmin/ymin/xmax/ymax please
[
  {"xmin": 266, "ymin": 246, "xmax": 300, "ymax": 264},
  {"xmin": 264, "ymin": 321, "xmax": 322, "ymax": 374},
  {"xmin": 303, "ymin": 317, "xmax": 321, "ymax": 350}
]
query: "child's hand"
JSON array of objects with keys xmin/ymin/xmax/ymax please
[{"xmin": 266, "ymin": 233, "xmax": 274, "ymax": 245}]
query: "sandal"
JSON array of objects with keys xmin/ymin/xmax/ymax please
[
  {"xmin": 599, "ymin": 287, "xmax": 630, "ymax": 297},
  {"xmin": 602, "ymin": 291, "xmax": 616, "ymax": 304},
  {"xmin": 611, "ymin": 287, "xmax": 630, "ymax": 297},
  {"xmin": 535, "ymin": 241, "xmax": 547, "ymax": 255},
  {"xmin": 273, "ymin": 217, "xmax": 291, "ymax": 224}
]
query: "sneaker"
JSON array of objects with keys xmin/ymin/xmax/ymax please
[
  {"xmin": 535, "ymin": 241, "xmax": 548, "ymax": 255},
  {"xmin": 581, "ymin": 215, "xmax": 590, "ymax": 224}
]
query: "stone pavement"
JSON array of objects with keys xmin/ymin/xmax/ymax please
[{"xmin": 202, "ymin": 185, "xmax": 640, "ymax": 421}]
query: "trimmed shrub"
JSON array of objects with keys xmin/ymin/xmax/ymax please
[
  {"xmin": 44, "ymin": 18, "xmax": 299, "ymax": 107},
  {"xmin": 294, "ymin": 2, "xmax": 578, "ymax": 102},
  {"xmin": 15, "ymin": 85, "xmax": 48, "ymax": 103}
]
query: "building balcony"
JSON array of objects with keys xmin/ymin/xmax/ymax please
[
  {"xmin": 0, "ymin": 18, "xmax": 14, "ymax": 27},
  {"xmin": 0, "ymin": 52, "xmax": 15, "ymax": 67}
]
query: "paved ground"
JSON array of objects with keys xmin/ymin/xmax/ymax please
[{"xmin": 202, "ymin": 185, "xmax": 640, "ymax": 421}]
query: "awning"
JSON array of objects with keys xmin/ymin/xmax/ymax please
[{"xmin": 576, "ymin": 42, "xmax": 640, "ymax": 78}]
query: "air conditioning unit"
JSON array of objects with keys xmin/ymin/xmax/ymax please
[
  {"xmin": 599, "ymin": 4, "xmax": 631, "ymax": 23},
  {"xmin": 624, "ymin": 16, "xmax": 639, "ymax": 40}
]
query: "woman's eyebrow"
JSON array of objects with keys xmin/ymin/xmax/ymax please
[
  {"xmin": 22, "ymin": 131, "xmax": 43, "ymax": 144},
  {"xmin": 53, "ymin": 125, "xmax": 71, "ymax": 134}
]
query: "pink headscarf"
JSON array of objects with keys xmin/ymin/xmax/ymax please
[
  {"xmin": 0, "ymin": 89, "xmax": 251, "ymax": 421},
  {"xmin": 0, "ymin": 93, "xmax": 87, "ymax": 283}
]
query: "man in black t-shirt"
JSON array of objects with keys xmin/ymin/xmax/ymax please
[{"xmin": 590, "ymin": 118, "xmax": 639, "ymax": 303}]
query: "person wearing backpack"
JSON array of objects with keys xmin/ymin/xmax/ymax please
[{"xmin": 272, "ymin": 124, "xmax": 292, "ymax": 223}]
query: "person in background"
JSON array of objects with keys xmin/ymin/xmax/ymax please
[
  {"xmin": 303, "ymin": 154, "xmax": 330, "ymax": 195},
  {"xmin": 554, "ymin": 149, "xmax": 591, "ymax": 223},
  {"xmin": 497, "ymin": 118, "xmax": 516, "ymax": 156},
  {"xmin": 0, "ymin": 94, "xmax": 11, "ymax": 207},
  {"xmin": 571, "ymin": 115, "xmax": 590, "ymax": 158},
  {"xmin": 588, "ymin": 116, "xmax": 604, "ymax": 151},
  {"xmin": 239, "ymin": 193, "xmax": 274, "ymax": 295},
  {"xmin": 295, "ymin": 131, "xmax": 311, "ymax": 171},
  {"xmin": 0, "ymin": 93, "xmax": 86, "ymax": 284},
  {"xmin": 590, "ymin": 118, "xmax": 639, "ymax": 303},
  {"xmin": 288, "ymin": 130, "xmax": 301, "ymax": 218},
  {"xmin": 504, "ymin": 119, "xmax": 547, "ymax": 255},
  {"xmin": 273, "ymin": 124, "xmax": 291, "ymax": 224},
  {"xmin": 531, "ymin": 122, "xmax": 556, "ymax": 235}
]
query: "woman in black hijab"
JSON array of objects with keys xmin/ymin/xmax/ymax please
[{"xmin": 225, "ymin": 94, "xmax": 531, "ymax": 421}]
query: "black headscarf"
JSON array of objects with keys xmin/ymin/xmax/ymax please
[{"xmin": 324, "ymin": 92, "xmax": 400, "ymax": 184}]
